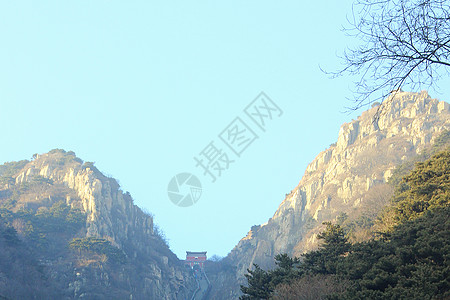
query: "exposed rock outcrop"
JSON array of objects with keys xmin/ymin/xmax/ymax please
[
  {"xmin": 210, "ymin": 91, "xmax": 450, "ymax": 298},
  {"xmin": 15, "ymin": 154, "xmax": 154, "ymax": 253},
  {"xmin": 2, "ymin": 150, "xmax": 196, "ymax": 299}
]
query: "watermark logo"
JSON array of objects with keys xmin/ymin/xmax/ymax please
[
  {"xmin": 167, "ymin": 173, "xmax": 202, "ymax": 207},
  {"xmin": 194, "ymin": 141, "xmax": 235, "ymax": 183},
  {"xmin": 219, "ymin": 117, "xmax": 258, "ymax": 157},
  {"xmin": 168, "ymin": 92, "xmax": 282, "ymax": 207},
  {"xmin": 245, "ymin": 92, "xmax": 283, "ymax": 131}
]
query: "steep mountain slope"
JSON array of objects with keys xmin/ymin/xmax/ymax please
[
  {"xmin": 240, "ymin": 150, "xmax": 450, "ymax": 299},
  {"xmin": 208, "ymin": 91, "xmax": 450, "ymax": 298},
  {"xmin": 0, "ymin": 150, "xmax": 196, "ymax": 299}
]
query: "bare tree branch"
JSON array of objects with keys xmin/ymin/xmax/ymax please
[{"xmin": 325, "ymin": 0, "xmax": 450, "ymax": 111}]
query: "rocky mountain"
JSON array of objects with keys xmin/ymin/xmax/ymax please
[
  {"xmin": 1, "ymin": 90, "xmax": 448, "ymax": 299},
  {"xmin": 0, "ymin": 150, "xmax": 196, "ymax": 299},
  {"xmin": 207, "ymin": 90, "xmax": 450, "ymax": 298}
]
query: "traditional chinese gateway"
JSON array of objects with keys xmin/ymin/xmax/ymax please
[{"xmin": 185, "ymin": 251, "xmax": 207, "ymax": 268}]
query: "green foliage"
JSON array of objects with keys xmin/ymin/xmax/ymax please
[
  {"xmin": 49, "ymin": 148, "xmax": 67, "ymax": 154},
  {"xmin": 381, "ymin": 150, "xmax": 450, "ymax": 230},
  {"xmin": 0, "ymin": 200, "xmax": 85, "ymax": 251},
  {"xmin": 44, "ymin": 149, "xmax": 83, "ymax": 165},
  {"xmin": 240, "ymin": 254, "xmax": 300, "ymax": 299},
  {"xmin": 35, "ymin": 200, "xmax": 85, "ymax": 233},
  {"xmin": 0, "ymin": 175, "xmax": 15, "ymax": 186},
  {"xmin": 336, "ymin": 212, "xmax": 348, "ymax": 225},
  {"xmin": 240, "ymin": 264, "xmax": 273, "ymax": 300},
  {"xmin": 338, "ymin": 207, "xmax": 450, "ymax": 299},
  {"xmin": 0, "ymin": 198, "xmax": 16, "ymax": 211},
  {"xmin": 29, "ymin": 175, "xmax": 53, "ymax": 185},
  {"xmin": 0, "ymin": 160, "xmax": 28, "ymax": 185},
  {"xmin": 270, "ymin": 254, "xmax": 301, "ymax": 288},
  {"xmin": 0, "ymin": 160, "xmax": 28, "ymax": 177},
  {"xmin": 2, "ymin": 226, "xmax": 20, "ymax": 245},
  {"xmin": 432, "ymin": 129, "xmax": 450, "ymax": 152},
  {"xmin": 388, "ymin": 130, "xmax": 450, "ymax": 187},
  {"xmin": 300, "ymin": 223, "xmax": 351, "ymax": 276},
  {"xmin": 69, "ymin": 237, "xmax": 126, "ymax": 264},
  {"xmin": 317, "ymin": 222, "xmax": 349, "ymax": 251}
]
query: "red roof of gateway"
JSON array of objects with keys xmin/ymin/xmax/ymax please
[{"xmin": 186, "ymin": 251, "xmax": 207, "ymax": 257}]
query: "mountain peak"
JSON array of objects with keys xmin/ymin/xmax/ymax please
[
  {"xmin": 11, "ymin": 149, "xmax": 151, "ymax": 241},
  {"xmin": 0, "ymin": 149, "xmax": 197, "ymax": 298},
  {"xmin": 335, "ymin": 90, "xmax": 449, "ymax": 151},
  {"xmin": 214, "ymin": 91, "xmax": 450, "ymax": 296}
]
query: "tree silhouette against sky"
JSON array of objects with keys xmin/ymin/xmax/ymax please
[{"xmin": 330, "ymin": 0, "xmax": 450, "ymax": 110}]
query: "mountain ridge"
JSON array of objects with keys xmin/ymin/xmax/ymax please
[
  {"xmin": 1, "ymin": 90, "xmax": 449, "ymax": 299},
  {"xmin": 0, "ymin": 149, "xmax": 196, "ymax": 299},
  {"xmin": 206, "ymin": 90, "xmax": 450, "ymax": 299}
]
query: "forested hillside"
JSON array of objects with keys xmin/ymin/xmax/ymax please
[
  {"xmin": 208, "ymin": 91, "xmax": 450, "ymax": 299},
  {"xmin": 0, "ymin": 150, "xmax": 196, "ymax": 299},
  {"xmin": 240, "ymin": 150, "xmax": 450, "ymax": 299}
]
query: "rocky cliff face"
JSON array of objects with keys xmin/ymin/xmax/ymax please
[
  {"xmin": 1, "ymin": 150, "xmax": 196, "ymax": 299},
  {"xmin": 210, "ymin": 91, "xmax": 450, "ymax": 298},
  {"xmin": 15, "ymin": 153, "xmax": 154, "ymax": 254}
]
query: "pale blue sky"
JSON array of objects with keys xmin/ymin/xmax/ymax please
[{"xmin": 1, "ymin": 1, "xmax": 449, "ymax": 258}]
